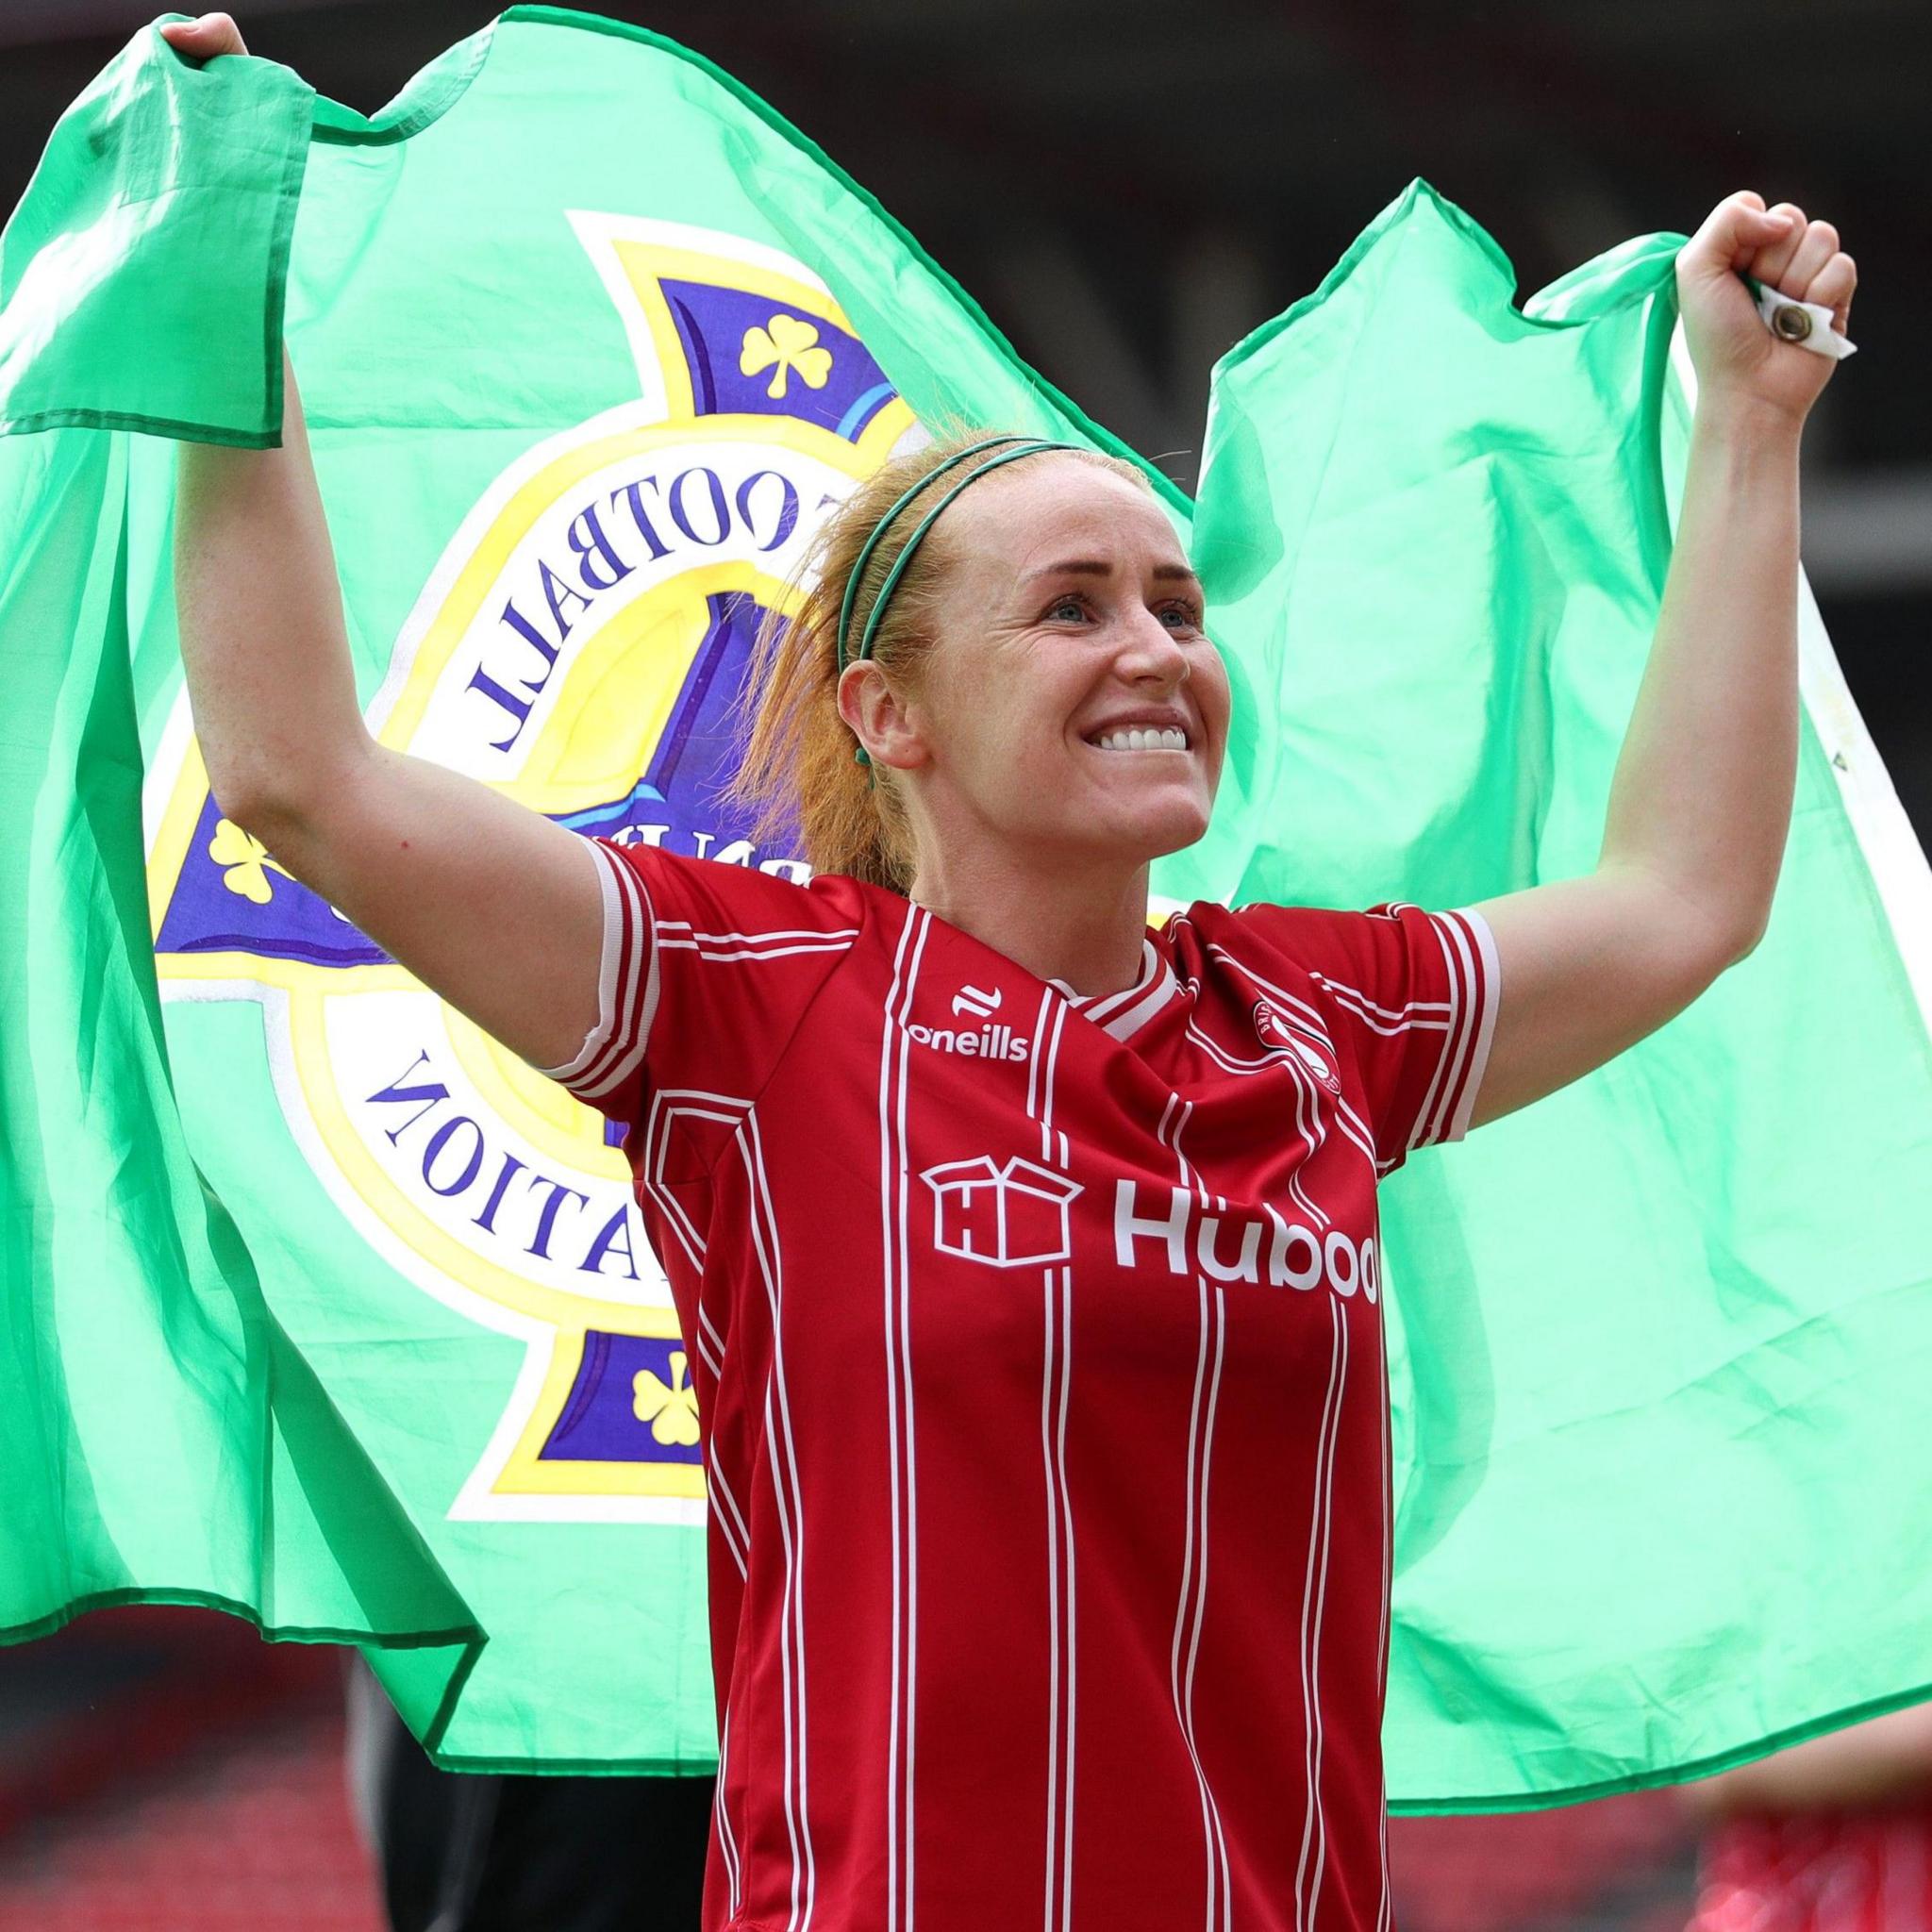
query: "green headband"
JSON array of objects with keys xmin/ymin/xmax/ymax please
[{"xmin": 836, "ymin": 435, "xmax": 1082, "ymax": 766}]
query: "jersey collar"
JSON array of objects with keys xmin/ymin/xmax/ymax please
[{"xmin": 1048, "ymin": 939, "xmax": 1182, "ymax": 1042}]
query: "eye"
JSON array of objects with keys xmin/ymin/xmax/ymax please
[
  {"xmin": 1043, "ymin": 593, "xmax": 1091, "ymax": 624},
  {"xmin": 1159, "ymin": 600, "xmax": 1205, "ymax": 630}
]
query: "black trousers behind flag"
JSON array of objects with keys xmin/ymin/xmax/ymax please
[{"xmin": 345, "ymin": 1656, "xmax": 714, "ymax": 1932}]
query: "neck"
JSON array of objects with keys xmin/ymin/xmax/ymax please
[{"xmin": 908, "ymin": 845, "xmax": 1151, "ymax": 999}]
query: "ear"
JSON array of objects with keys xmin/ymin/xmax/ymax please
[{"xmin": 838, "ymin": 660, "xmax": 929, "ymax": 773}]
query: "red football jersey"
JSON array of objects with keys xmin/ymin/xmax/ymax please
[{"xmin": 547, "ymin": 841, "xmax": 1499, "ymax": 1932}]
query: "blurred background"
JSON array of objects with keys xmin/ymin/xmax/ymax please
[{"xmin": 1, "ymin": 1, "xmax": 1925, "ymax": 1927}]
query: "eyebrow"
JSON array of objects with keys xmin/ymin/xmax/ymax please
[{"xmin": 1023, "ymin": 558, "xmax": 1203, "ymax": 589}]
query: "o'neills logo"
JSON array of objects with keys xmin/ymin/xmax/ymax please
[
  {"xmin": 905, "ymin": 1019, "xmax": 1032, "ymax": 1063},
  {"xmin": 1114, "ymin": 1180, "xmax": 1376, "ymax": 1302}
]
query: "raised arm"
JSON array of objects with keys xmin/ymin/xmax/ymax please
[
  {"xmin": 164, "ymin": 13, "xmax": 602, "ymax": 1074},
  {"xmin": 1467, "ymin": 191, "xmax": 1857, "ymax": 1128}
]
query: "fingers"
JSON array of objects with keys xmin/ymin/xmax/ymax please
[
  {"xmin": 1687, "ymin": 192, "xmax": 1795, "ymax": 273},
  {"xmin": 1773, "ymin": 214, "xmax": 1840, "ymax": 294},
  {"xmin": 158, "ymin": 11, "xmax": 249, "ymax": 58},
  {"xmin": 1754, "ymin": 207, "xmax": 1839, "ymax": 295},
  {"xmin": 1689, "ymin": 192, "xmax": 1857, "ymax": 337},
  {"xmin": 1806, "ymin": 250, "xmax": 1857, "ymax": 336},
  {"xmin": 1738, "ymin": 197, "xmax": 1855, "ymax": 337},
  {"xmin": 1745, "ymin": 202, "xmax": 1810, "ymax": 285}
]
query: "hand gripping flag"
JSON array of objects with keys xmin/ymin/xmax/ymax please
[{"xmin": 3, "ymin": 9, "xmax": 1929, "ymax": 1802}]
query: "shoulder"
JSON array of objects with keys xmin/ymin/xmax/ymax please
[
  {"xmin": 550, "ymin": 847, "xmax": 897, "ymax": 1115},
  {"xmin": 1163, "ymin": 897, "xmax": 1487, "ymax": 981},
  {"xmin": 1159, "ymin": 898, "xmax": 1496, "ymax": 1045},
  {"xmin": 1161, "ymin": 898, "xmax": 1499, "ymax": 1166},
  {"xmin": 1158, "ymin": 897, "xmax": 1401, "ymax": 985},
  {"xmin": 594, "ymin": 840, "xmax": 879, "ymax": 946}
]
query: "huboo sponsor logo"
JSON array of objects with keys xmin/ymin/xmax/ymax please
[
  {"xmin": 143, "ymin": 212, "xmax": 923, "ymax": 1522},
  {"xmin": 923, "ymin": 1156, "xmax": 1083, "ymax": 1268},
  {"xmin": 1114, "ymin": 1180, "xmax": 1376, "ymax": 1302}
]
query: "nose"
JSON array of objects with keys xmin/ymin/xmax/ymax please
[{"xmin": 1114, "ymin": 607, "xmax": 1191, "ymax": 689}]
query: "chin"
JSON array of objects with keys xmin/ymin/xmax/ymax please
[{"xmin": 1090, "ymin": 797, "xmax": 1212, "ymax": 867}]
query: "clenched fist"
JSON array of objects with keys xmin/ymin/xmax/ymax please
[{"xmin": 1676, "ymin": 192, "xmax": 1857, "ymax": 428}]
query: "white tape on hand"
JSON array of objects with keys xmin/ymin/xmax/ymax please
[{"xmin": 1753, "ymin": 283, "xmax": 1856, "ymax": 360}]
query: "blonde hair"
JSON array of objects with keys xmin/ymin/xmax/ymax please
[{"xmin": 727, "ymin": 430, "xmax": 1155, "ymax": 893}]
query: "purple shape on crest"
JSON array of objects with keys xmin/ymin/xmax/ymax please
[
  {"xmin": 541, "ymin": 1329, "xmax": 704, "ymax": 1466},
  {"xmin": 154, "ymin": 792, "xmax": 391, "ymax": 968},
  {"xmin": 661, "ymin": 279, "xmax": 896, "ymax": 441}
]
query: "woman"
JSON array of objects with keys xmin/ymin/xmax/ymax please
[{"xmin": 158, "ymin": 16, "xmax": 1856, "ymax": 1931}]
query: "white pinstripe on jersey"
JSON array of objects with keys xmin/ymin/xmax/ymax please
[
  {"xmin": 878, "ymin": 908, "xmax": 932, "ymax": 1932},
  {"xmin": 635, "ymin": 1083, "xmax": 818, "ymax": 1927},
  {"xmin": 1029, "ymin": 990, "xmax": 1078, "ymax": 1932},
  {"xmin": 1158, "ymin": 1096, "xmax": 1233, "ymax": 1932},
  {"xmin": 734, "ymin": 1100, "xmax": 818, "ymax": 1931},
  {"xmin": 714, "ymin": 1710, "xmax": 743, "ymax": 1919},
  {"xmin": 1295, "ymin": 1293, "xmax": 1348, "ymax": 1932},
  {"xmin": 1374, "ymin": 1342, "xmax": 1394, "ymax": 1932}
]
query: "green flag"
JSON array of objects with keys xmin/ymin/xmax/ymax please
[
  {"xmin": 1184, "ymin": 185, "xmax": 1932, "ymax": 1807},
  {"xmin": 3, "ymin": 8, "xmax": 1928, "ymax": 1805}
]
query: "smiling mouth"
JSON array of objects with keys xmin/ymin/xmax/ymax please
[{"xmin": 1086, "ymin": 727, "xmax": 1191, "ymax": 752}]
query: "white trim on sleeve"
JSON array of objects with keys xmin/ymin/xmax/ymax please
[
  {"xmin": 536, "ymin": 840, "xmax": 660, "ymax": 1097},
  {"xmin": 1442, "ymin": 907, "xmax": 1501, "ymax": 1142}
]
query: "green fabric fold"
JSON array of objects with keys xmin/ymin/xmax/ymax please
[
  {"xmin": 0, "ymin": 426, "xmax": 482, "ymax": 1717},
  {"xmin": 0, "ymin": 19, "xmax": 312, "ymax": 444}
]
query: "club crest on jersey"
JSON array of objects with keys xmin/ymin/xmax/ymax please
[
  {"xmin": 923, "ymin": 1156, "xmax": 1084, "ymax": 1269},
  {"xmin": 143, "ymin": 214, "xmax": 922, "ymax": 1523},
  {"xmin": 1255, "ymin": 1001, "xmax": 1342, "ymax": 1094}
]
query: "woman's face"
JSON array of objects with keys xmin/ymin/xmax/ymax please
[{"xmin": 853, "ymin": 456, "xmax": 1230, "ymax": 882}]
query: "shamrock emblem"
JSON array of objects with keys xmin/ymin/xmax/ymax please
[
  {"xmin": 739, "ymin": 312, "xmax": 833, "ymax": 400},
  {"xmin": 632, "ymin": 1351, "xmax": 701, "ymax": 1448},
  {"xmin": 208, "ymin": 818, "xmax": 291, "ymax": 905}
]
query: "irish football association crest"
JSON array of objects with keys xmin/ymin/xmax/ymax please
[{"xmin": 142, "ymin": 213, "xmax": 922, "ymax": 1522}]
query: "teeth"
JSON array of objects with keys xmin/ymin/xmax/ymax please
[{"xmin": 1092, "ymin": 727, "xmax": 1189, "ymax": 752}]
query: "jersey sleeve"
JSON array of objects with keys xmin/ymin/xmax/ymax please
[
  {"xmin": 1231, "ymin": 900, "xmax": 1501, "ymax": 1174},
  {"xmin": 535, "ymin": 840, "xmax": 859, "ymax": 1129}
]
